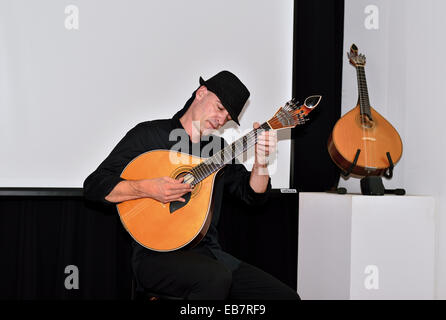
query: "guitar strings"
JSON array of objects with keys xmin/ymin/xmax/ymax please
[
  {"xmin": 124, "ymin": 124, "xmax": 280, "ymax": 220},
  {"xmin": 190, "ymin": 113, "xmax": 307, "ymax": 184},
  {"xmin": 357, "ymin": 66, "xmax": 370, "ymax": 171},
  {"xmin": 190, "ymin": 124, "xmax": 270, "ymax": 184},
  {"xmin": 357, "ymin": 65, "xmax": 377, "ymax": 171},
  {"xmin": 193, "ymin": 126, "xmax": 267, "ymax": 182},
  {"xmin": 124, "ymin": 106, "xmax": 309, "ymax": 221}
]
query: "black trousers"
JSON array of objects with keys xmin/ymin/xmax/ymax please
[{"xmin": 135, "ymin": 247, "xmax": 300, "ymax": 300}]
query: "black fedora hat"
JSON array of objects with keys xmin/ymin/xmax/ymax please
[{"xmin": 199, "ymin": 70, "xmax": 250, "ymax": 125}]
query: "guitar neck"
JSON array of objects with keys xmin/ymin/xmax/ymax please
[
  {"xmin": 356, "ymin": 65, "xmax": 373, "ymax": 120},
  {"xmin": 190, "ymin": 122, "xmax": 271, "ymax": 185}
]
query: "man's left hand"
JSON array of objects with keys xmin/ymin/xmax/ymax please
[{"xmin": 253, "ymin": 122, "xmax": 277, "ymax": 167}]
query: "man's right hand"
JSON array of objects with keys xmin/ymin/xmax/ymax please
[
  {"xmin": 105, "ymin": 177, "xmax": 192, "ymax": 204},
  {"xmin": 136, "ymin": 177, "xmax": 193, "ymax": 204}
]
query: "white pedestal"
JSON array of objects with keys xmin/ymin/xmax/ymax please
[{"xmin": 297, "ymin": 192, "xmax": 435, "ymax": 300}]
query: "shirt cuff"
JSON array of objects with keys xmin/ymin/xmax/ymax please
[{"xmin": 245, "ymin": 174, "xmax": 272, "ymax": 205}]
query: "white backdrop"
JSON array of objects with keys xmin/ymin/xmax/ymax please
[
  {"xmin": 0, "ymin": 0, "xmax": 294, "ymax": 188},
  {"xmin": 341, "ymin": 0, "xmax": 446, "ymax": 299}
]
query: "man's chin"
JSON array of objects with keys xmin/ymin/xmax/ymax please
[{"xmin": 202, "ymin": 127, "xmax": 218, "ymax": 136}]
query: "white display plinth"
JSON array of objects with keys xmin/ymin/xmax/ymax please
[{"xmin": 297, "ymin": 192, "xmax": 435, "ymax": 300}]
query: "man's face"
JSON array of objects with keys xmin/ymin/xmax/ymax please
[{"xmin": 194, "ymin": 86, "xmax": 232, "ymax": 136}]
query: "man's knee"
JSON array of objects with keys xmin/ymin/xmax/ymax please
[{"xmin": 188, "ymin": 267, "xmax": 232, "ymax": 300}]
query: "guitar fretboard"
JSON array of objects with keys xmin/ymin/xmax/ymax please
[
  {"xmin": 190, "ymin": 122, "xmax": 271, "ymax": 185},
  {"xmin": 356, "ymin": 66, "xmax": 373, "ymax": 121}
]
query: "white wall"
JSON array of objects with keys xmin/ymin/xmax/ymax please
[
  {"xmin": 342, "ymin": 0, "xmax": 446, "ymax": 299},
  {"xmin": 0, "ymin": 0, "xmax": 294, "ymax": 188}
]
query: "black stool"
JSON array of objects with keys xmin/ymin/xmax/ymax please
[{"xmin": 131, "ymin": 276, "xmax": 184, "ymax": 301}]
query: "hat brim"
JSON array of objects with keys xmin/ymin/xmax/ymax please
[{"xmin": 199, "ymin": 77, "xmax": 240, "ymax": 125}]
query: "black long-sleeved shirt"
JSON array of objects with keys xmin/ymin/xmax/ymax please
[{"xmin": 83, "ymin": 105, "xmax": 271, "ymax": 271}]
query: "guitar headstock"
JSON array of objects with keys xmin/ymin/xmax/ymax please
[
  {"xmin": 347, "ymin": 43, "xmax": 366, "ymax": 67},
  {"xmin": 267, "ymin": 95, "xmax": 321, "ymax": 130}
]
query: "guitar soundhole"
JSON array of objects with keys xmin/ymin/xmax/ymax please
[
  {"xmin": 174, "ymin": 171, "xmax": 198, "ymax": 194},
  {"xmin": 359, "ymin": 114, "xmax": 375, "ymax": 129},
  {"xmin": 168, "ymin": 170, "xmax": 200, "ymax": 214},
  {"xmin": 176, "ymin": 171, "xmax": 195, "ymax": 185},
  {"xmin": 170, "ymin": 168, "xmax": 200, "ymax": 197}
]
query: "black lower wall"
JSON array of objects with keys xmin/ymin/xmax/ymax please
[{"xmin": 0, "ymin": 190, "xmax": 298, "ymax": 299}]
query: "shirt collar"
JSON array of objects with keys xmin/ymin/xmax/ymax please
[{"xmin": 171, "ymin": 89, "xmax": 197, "ymax": 129}]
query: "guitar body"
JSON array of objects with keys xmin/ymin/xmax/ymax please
[
  {"xmin": 117, "ymin": 150, "xmax": 218, "ymax": 252},
  {"xmin": 328, "ymin": 105, "xmax": 403, "ymax": 176}
]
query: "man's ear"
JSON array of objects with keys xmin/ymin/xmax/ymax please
[{"xmin": 195, "ymin": 85, "xmax": 207, "ymax": 100}]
